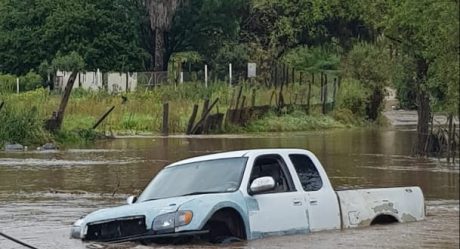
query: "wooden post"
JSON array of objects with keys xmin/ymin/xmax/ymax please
[
  {"xmin": 201, "ymin": 99, "xmax": 210, "ymax": 119},
  {"xmin": 235, "ymin": 86, "xmax": 243, "ymax": 109},
  {"xmin": 251, "ymin": 89, "xmax": 256, "ymax": 107},
  {"xmin": 307, "ymin": 74, "xmax": 312, "ymax": 114},
  {"xmin": 92, "ymin": 106, "xmax": 115, "ymax": 129},
  {"xmin": 320, "ymin": 72, "xmax": 324, "ymax": 102},
  {"xmin": 54, "ymin": 71, "xmax": 78, "ymax": 131},
  {"xmin": 16, "ymin": 78, "xmax": 19, "ymax": 93},
  {"xmin": 447, "ymin": 114, "xmax": 453, "ymax": 163},
  {"xmin": 453, "ymin": 123, "xmax": 457, "ymax": 166},
  {"xmin": 229, "ymin": 63, "xmax": 232, "ymax": 87},
  {"xmin": 237, "ymin": 96, "xmax": 246, "ymax": 123},
  {"xmin": 332, "ymin": 78, "xmax": 338, "ymax": 109},
  {"xmin": 186, "ymin": 104, "xmax": 199, "ymax": 135},
  {"xmin": 190, "ymin": 98, "xmax": 219, "ymax": 134},
  {"xmin": 229, "ymin": 89, "xmax": 236, "ymax": 109},
  {"xmin": 204, "ymin": 64, "xmax": 208, "ymax": 88},
  {"xmin": 162, "ymin": 102, "xmax": 169, "ymax": 136},
  {"xmin": 323, "ymin": 74, "xmax": 328, "ymax": 114}
]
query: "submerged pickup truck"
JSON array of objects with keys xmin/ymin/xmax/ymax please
[{"xmin": 71, "ymin": 149, "xmax": 425, "ymax": 243}]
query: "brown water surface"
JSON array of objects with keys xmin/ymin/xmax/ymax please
[{"xmin": 0, "ymin": 128, "xmax": 458, "ymax": 248}]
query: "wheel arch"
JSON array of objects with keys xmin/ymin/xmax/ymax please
[
  {"xmin": 370, "ymin": 213, "xmax": 400, "ymax": 225},
  {"xmin": 200, "ymin": 202, "xmax": 249, "ymax": 240}
]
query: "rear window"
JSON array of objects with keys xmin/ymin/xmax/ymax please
[{"xmin": 289, "ymin": 154, "xmax": 323, "ymax": 191}]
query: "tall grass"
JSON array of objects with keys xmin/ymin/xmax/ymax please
[{"xmin": 0, "ymin": 81, "xmax": 358, "ymax": 146}]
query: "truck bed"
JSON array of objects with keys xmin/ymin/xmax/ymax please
[{"xmin": 336, "ymin": 187, "xmax": 425, "ymax": 228}]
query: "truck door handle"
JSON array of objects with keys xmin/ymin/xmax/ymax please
[
  {"xmin": 292, "ymin": 199, "xmax": 302, "ymax": 206},
  {"xmin": 309, "ymin": 199, "xmax": 318, "ymax": 205}
]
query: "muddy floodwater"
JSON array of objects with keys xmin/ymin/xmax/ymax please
[{"xmin": 0, "ymin": 127, "xmax": 458, "ymax": 249}]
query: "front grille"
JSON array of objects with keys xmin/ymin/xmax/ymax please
[{"xmin": 85, "ymin": 215, "xmax": 147, "ymax": 241}]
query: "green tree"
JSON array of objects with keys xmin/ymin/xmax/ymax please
[
  {"xmin": 344, "ymin": 42, "xmax": 391, "ymax": 120},
  {"xmin": 365, "ymin": 0, "xmax": 459, "ymax": 155},
  {"xmin": 0, "ymin": 0, "xmax": 150, "ymax": 75},
  {"xmin": 170, "ymin": 0, "xmax": 245, "ymax": 66}
]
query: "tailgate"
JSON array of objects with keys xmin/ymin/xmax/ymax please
[{"xmin": 336, "ymin": 187, "xmax": 425, "ymax": 228}]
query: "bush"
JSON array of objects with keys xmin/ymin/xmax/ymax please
[
  {"xmin": 20, "ymin": 71, "xmax": 43, "ymax": 91},
  {"xmin": 0, "ymin": 106, "xmax": 49, "ymax": 146},
  {"xmin": 336, "ymin": 79, "xmax": 368, "ymax": 116}
]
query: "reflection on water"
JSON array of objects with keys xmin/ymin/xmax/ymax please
[{"xmin": 0, "ymin": 127, "xmax": 458, "ymax": 248}]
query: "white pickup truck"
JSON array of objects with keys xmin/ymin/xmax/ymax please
[{"xmin": 71, "ymin": 149, "xmax": 425, "ymax": 243}]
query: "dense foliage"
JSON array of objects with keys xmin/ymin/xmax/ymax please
[
  {"xmin": 0, "ymin": 0, "xmax": 150, "ymax": 75},
  {"xmin": 0, "ymin": 0, "xmax": 458, "ymax": 150}
]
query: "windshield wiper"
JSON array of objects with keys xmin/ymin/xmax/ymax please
[
  {"xmin": 180, "ymin": 191, "xmax": 224, "ymax": 197},
  {"xmin": 142, "ymin": 198, "xmax": 158, "ymax": 203}
]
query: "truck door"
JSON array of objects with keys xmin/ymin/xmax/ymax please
[
  {"xmin": 245, "ymin": 154, "xmax": 309, "ymax": 237},
  {"xmin": 288, "ymin": 153, "xmax": 341, "ymax": 231}
]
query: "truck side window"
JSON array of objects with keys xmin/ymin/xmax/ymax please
[
  {"xmin": 289, "ymin": 154, "xmax": 323, "ymax": 191},
  {"xmin": 249, "ymin": 155, "xmax": 295, "ymax": 193}
]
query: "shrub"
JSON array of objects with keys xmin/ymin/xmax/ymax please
[
  {"xmin": 336, "ymin": 79, "xmax": 368, "ymax": 116},
  {"xmin": 0, "ymin": 106, "xmax": 49, "ymax": 146},
  {"xmin": 20, "ymin": 71, "xmax": 43, "ymax": 91}
]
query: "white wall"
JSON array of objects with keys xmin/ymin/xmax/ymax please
[{"xmin": 56, "ymin": 70, "xmax": 137, "ymax": 93}]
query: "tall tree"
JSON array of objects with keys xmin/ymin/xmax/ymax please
[
  {"xmin": 365, "ymin": 0, "xmax": 459, "ymax": 155},
  {"xmin": 146, "ymin": 0, "xmax": 183, "ymax": 71},
  {"xmin": 169, "ymin": 0, "xmax": 245, "ymax": 63}
]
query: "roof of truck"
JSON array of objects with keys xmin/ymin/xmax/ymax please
[{"xmin": 166, "ymin": 148, "xmax": 310, "ymax": 168}]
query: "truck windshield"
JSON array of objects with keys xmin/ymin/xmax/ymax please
[{"xmin": 138, "ymin": 157, "xmax": 248, "ymax": 202}]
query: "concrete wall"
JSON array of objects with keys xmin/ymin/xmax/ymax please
[{"xmin": 56, "ymin": 70, "xmax": 137, "ymax": 93}]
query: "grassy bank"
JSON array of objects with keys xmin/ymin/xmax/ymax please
[{"xmin": 0, "ymin": 81, "xmax": 367, "ymax": 147}]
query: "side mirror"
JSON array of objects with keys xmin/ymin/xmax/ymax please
[
  {"xmin": 249, "ymin": 176, "xmax": 275, "ymax": 195},
  {"xmin": 127, "ymin": 195, "xmax": 138, "ymax": 205}
]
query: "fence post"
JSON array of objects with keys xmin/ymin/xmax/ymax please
[
  {"xmin": 204, "ymin": 64, "xmax": 208, "ymax": 88},
  {"xmin": 322, "ymin": 74, "xmax": 328, "ymax": 114},
  {"xmin": 333, "ymin": 77, "xmax": 337, "ymax": 109},
  {"xmin": 180, "ymin": 72, "xmax": 184, "ymax": 84},
  {"xmin": 16, "ymin": 78, "xmax": 19, "ymax": 93},
  {"xmin": 307, "ymin": 74, "xmax": 312, "ymax": 114},
  {"xmin": 186, "ymin": 104, "xmax": 199, "ymax": 135},
  {"xmin": 162, "ymin": 102, "xmax": 169, "ymax": 136},
  {"xmin": 229, "ymin": 63, "xmax": 232, "ymax": 87}
]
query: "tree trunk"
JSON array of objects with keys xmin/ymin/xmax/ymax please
[
  {"xmin": 46, "ymin": 71, "xmax": 78, "ymax": 132},
  {"xmin": 366, "ymin": 87, "xmax": 384, "ymax": 121},
  {"xmin": 154, "ymin": 29, "xmax": 167, "ymax": 71},
  {"xmin": 146, "ymin": 0, "xmax": 183, "ymax": 71},
  {"xmin": 415, "ymin": 58, "xmax": 431, "ymax": 156}
]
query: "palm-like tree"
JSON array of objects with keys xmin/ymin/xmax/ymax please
[{"xmin": 146, "ymin": 0, "xmax": 184, "ymax": 71}]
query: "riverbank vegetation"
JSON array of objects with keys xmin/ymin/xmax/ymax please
[
  {"xmin": 0, "ymin": 0, "xmax": 458, "ymax": 156},
  {"xmin": 0, "ymin": 81, "xmax": 365, "ymax": 147}
]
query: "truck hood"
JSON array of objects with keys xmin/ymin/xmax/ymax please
[{"xmin": 79, "ymin": 195, "xmax": 199, "ymax": 228}]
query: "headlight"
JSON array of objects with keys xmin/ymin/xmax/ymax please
[
  {"xmin": 152, "ymin": 210, "xmax": 193, "ymax": 232},
  {"xmin": 153, "ymin": 212, "xmax": 176, "ymax": 231},
  {"xmin": 70, "ymin": 219, "xmax": 85, "ymax": 239}
]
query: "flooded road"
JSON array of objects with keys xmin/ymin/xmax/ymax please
[{"xmin": 0, "ymin": 128, "xmax": 458, "ymax": 248}]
